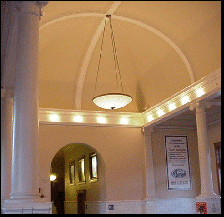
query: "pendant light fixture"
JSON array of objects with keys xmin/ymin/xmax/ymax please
[{"xmin": 92, "ymin": 15, "xmax": 132, "ymax": 110}]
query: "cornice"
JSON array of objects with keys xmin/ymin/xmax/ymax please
[{"xmin": 39, "ymin": 68, "xmax": 221, "ymax": 128}]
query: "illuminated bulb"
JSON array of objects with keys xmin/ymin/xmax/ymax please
[
  {"xmin": 147, "ymin": 114, "xmax": 154, "ymax": 122},
  {"xmin": 157, "ymin": 109, "xmax": 165, "ymax": 117},
  {"xmin": 120, "ymin": 117, "xmax": 129, "ymax": 125},
  {"xmin": 181, "ymin": 96, "xmax": 190, "ymax": 105},
  {"xmin": 73, "ymin": 115, "xmax": 83, "ymax": 123},
  {"xmin": 168, "ymin": 102, "xmax": 177, "ymax": 111},
  {"xmin": 196, "ymin": 88, "xmax": 205, "ymax": 97},
  {"xmin": 49, "ymin": 114, "xmax": 60, "ymax": 122},
  {"xmin": 97, "ymin": 116, "xmax": 107, "ymax": 124},
  {"xmin": 50, "ymin": 174, "xmax": 56, "ymax": 181}
]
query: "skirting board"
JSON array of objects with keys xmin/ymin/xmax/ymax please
[{"xmin": 64, "ymin": 197, "xmax": 220, "ymax": 214}]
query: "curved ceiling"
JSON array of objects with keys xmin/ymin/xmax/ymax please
[{"xmin": 39, "ymin": 1, "xmax": 221, "ymax": 112}]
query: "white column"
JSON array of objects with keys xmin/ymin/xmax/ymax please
[
  {"xmin": 195, "ymin": 102, "xmax": 216, "ymax": 197},
  {"xmin": 9, "ymin": 1, "xmax": 45, "ymax": 201},
  {"xmin": 1, "ymin": 89, "xmax": 14, "ymax": 204},
  {"xmin": 3, "ymin": 1, "xmax": 52, "ymax": 214},
  {"xmin": 143, "ymin": 127, "xmax": 158, "ymax": 214},
  {"xmin": 194, "ymin": 102, "xmax": 220, "ymax": 214}
]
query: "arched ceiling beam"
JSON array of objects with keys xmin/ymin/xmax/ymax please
[{"xmin": 40, "ymin": 5, "xmax": 195, "ymax": 110}]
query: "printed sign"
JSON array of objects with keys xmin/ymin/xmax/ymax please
[
  {"xmin": 196, "ymin": 202, "xmax": 207, "ymax": 214},
  {"xmin": 165, "ymin": 136, "xmax": 191, "ymax": 190}
]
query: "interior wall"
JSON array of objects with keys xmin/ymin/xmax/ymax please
[
  {"xmin": 151, "ymin": 128, "xmax": 201, "ymax": 199},
  {"xmin": 38, "ymin": 125, "xmax": 145, "ymax": 202},
  {"xmin": 38, "ymin": 122, "xmax": 221, "ymax": 206}
]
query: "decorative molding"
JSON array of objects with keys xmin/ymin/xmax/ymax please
[
  {"xmin": 142, "ymin": 68, "xmax": 221, "ymax": 128},
  {"xmin": 39, "ymin": 108, "xmax": 143, "ymax": 128},
  {"xmin": 39, "ymin": 69, "xmax": 221, "ymax": 128}
]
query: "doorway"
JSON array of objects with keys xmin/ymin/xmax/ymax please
[
  {"xmin": 50, "ymin": 143, "xmax": 106, "ymax": 214},
  {"xmin": 51, "ymin": 153, "xmax": 65, "ymax": 214},
  {"xmin": 77, "ymin": 190, "xmax": 86, "ymax": 214}
]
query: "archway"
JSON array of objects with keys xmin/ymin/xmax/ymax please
[{"xmin": 50, "ymin": 143, "xmax": 106, "ymax": 214}]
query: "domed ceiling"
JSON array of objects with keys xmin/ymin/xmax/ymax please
[{"xmin": 39, "ymin": 1, "xmax": 221, "ymax": 113}]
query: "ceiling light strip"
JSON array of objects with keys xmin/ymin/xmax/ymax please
[{"xmin": 39, "ymin": 69, "xmax": 220, "ymax": 128}]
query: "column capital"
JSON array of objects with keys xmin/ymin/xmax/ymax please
[
  {"xmin": 189, "ymin": 101, "xmax": 211, "ymax": 112},
  {"xmin": 143, "ymin": 126, "xmax": 154, "ymax": 136},
  {"xmin": 15, "ymin": 1, "xmax": 48, "ymax": 20},
  {"xmin": 36, "ymin": 1, "xmax": 49, "ymax": 19},
  {"xmin": 1, "ymin": 88, "xmax": 14, "ymax": 98},
  {"xmin": 1, "ymin": 88, "xmax": 6, "ymax": 98}
]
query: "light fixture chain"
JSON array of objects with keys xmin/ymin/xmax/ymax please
[
  {"xmin": 93, "ymin": 18, "xmax": 107, "ymax": 97},
  {"xmin": 109, "ymin": 16, "xmax": 124, "ymax": 93},
  {"xmin": 109, "ymin": 18, "xmax": 119, "ymax": 91}
]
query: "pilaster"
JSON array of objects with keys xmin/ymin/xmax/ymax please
[
  {"xmin": 143, "ymin": 127, "xmax": 158, "ymax": 213},
  {"xmin": 192, "ymin": 102, "xmax": 221, "ymax": 214}
]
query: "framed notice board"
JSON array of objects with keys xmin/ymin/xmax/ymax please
[{"xmin": 165, "ymin": 135, "xmax": 191, "ymax": 190}]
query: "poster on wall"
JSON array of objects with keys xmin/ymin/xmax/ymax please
[
  {"xmin": 165, "ymin": 135, "xmax": 191, "ymax": 190},
  {"xmin": 196, "ymin": 202, "xmax": 207, "ymax": 214}
]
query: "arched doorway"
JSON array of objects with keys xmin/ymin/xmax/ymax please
[{"xmin": 50, "ymin": 143, "xmax": 106, "ymax": 214}]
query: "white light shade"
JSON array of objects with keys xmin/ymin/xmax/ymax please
[
  {"xmin": 93, "ymin": 93, "xmax": 132, "ymax": 110},
  {"xmin": 50, "ymin": 174, "xmax": 56, "ymax": 181}
]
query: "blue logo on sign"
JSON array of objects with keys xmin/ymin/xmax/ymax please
[{"xmin": 171, "ymin": 169, "xmax": 186, "ymax": 178}]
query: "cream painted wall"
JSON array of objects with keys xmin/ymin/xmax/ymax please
[
  {"xmin": 38, "ymin": 125, "xmax": 145, "ymax": 202},
  {"xmin": 38, "ymin": 123, "xmax": 221, "ymax": 204},
  {"xmin": 151, "ymin": 128, "xmax": 201, "ymax": 199}
]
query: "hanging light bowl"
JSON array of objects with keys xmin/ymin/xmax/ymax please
[
  {"xmin": 93, "ymin": 93, "xmax": 132, "ymax": 110},
  {"xmin": 92, "ymin": 15, "xmax": 132, "ymax": 110}
]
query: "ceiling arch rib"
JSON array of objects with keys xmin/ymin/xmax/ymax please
[
  {"xmin": 39, "ymin": 9, "xmax": 195, "ymax": 111},
  {"xmin": 75, "ymin": 1, "xmax": 122, "ymax": 110}
]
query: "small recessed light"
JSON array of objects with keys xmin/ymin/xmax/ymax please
[
  {"xmin": 181, "ymin": 96, "xmax": 190, "ymax": 105},
  {"xmin": 73, "ymin": 115, "xmax": 83, "ymax": 123},
  {"xmin": 168, "ymin": 103, "xmax": 177, "ymax": 111},
  {"xmin": 120, "ymin": 117, "xmax": 129, "ymax": 125},
  {"xmin": 196, "ymin": 88, "xmax": 205, "ymax": 98},
  {"xmin": 157, "ymin": 109, "xmax": 165, "ymax": 117},
  {"xmin": 147, "ymin": 114, "xmax": 154, "ymax": 122},
  {"xmin": 49, "ymin": 114, "xmax": 60, "ymax": 122},
  {"xmin": 97, "ymin": 116, "xmax": 107, "ymax": 124}
]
